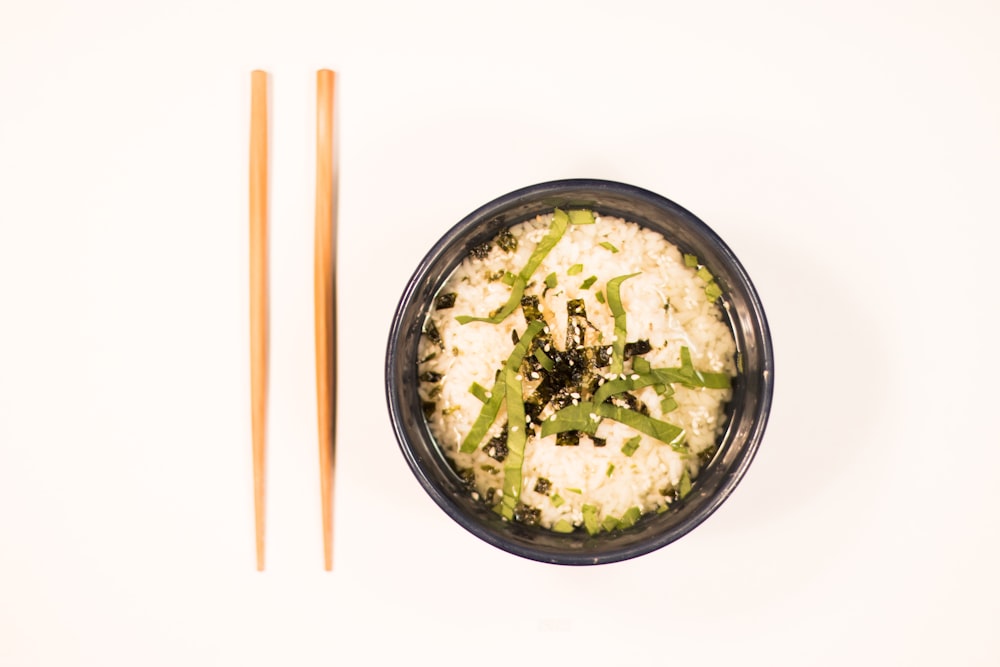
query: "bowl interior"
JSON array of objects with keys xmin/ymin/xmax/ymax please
[{"xmin": 386, "ymin": 179, "xmax": 773, "ymax": 565}]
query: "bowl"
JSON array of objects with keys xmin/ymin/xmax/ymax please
[{"xmin": 385, "ymin": 178, "xmax": 774, "ymax": 565}]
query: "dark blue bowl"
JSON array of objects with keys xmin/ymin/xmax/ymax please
[{"xmin": 386, "ymin": 179, "xmax": 774, "ymax": 565}]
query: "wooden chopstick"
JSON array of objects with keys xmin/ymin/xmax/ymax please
[
  {"xmin": 314, "ymin": 69, "xmax": 337, "ymax": 571},
  {"xmin": 249, "ymin": 69, "xmax": 269, "ymax": 572}
]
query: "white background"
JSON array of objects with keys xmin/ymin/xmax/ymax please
[{"xmin": 2, "ymin": 0, "xmax": 998, "ymax": 664}]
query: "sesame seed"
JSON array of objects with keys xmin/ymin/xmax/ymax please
[
  {"xmin": 530, "ymin": 372, "xmax": 539, "ymax": 379},
  {"xmin": 630, "ymin": 374, "xmax": 640, "ymax": 380},
  {"xmin": 515, "ymin": 374, "xmax": 523, "ymax": 381},
  {"xmin": 511, "ymin": 426, "xmax": 518, "ymax": 432}
]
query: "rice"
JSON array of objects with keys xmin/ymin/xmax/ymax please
[{"xmin": 417, "ymin": 210, "xmax": 737, "ymax": 533}]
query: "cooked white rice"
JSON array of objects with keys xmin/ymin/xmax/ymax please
[{"xmin": 417, "ymin": 211, "xmax": 737, "ymax": 532}]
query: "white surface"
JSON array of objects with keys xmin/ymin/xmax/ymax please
[{"xmin": 2, "ymin": 1, "xmax": 999, "ymax": 664}]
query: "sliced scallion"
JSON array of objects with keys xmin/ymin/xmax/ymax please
[
  {"xmin": 602, "ymin": 516, "xmax": 620, "ymax": 532},
  {"xmin": 684, "ymin": 253, "xmax": 698, "ymax": 267},
  {"xmin": 594, "ymin": 402, "xmax": 685, "ymax": 446},
  {"xmin": 621, "ymin": 435, "xmax": 641, "ymax": 457},
  {"xmin": 660, "ymin": 397, "xmax": 678, "ymax": 414},
  {"xmin": 606, "ymin": 462, "xmax": 615, "ymax": 477},
  {"xmin": 595, "ymin": 291, "xmax": 605, "ymax": 304},
  {"xmin": 580, "ymin": 275, "xmax": 597, "ymax": 290},
  {"xmin": 618, "ymin": 506, "xmax": 641, "ymax": 529},
  {"xmin": 599, "ymin": 241, "xmax": 619, "ymax": 253},
  {"xmin": 582, "ymin": 504, "xmax": 600, "ymax": 536},
  {"xmin": 705, "ymin": 282, "xmax": 722, "ymax": 302},
  {"xmin": 459, "ymin": 320, "xmax": 545, "ymax": 453},
  {"xmin": 631, "ymin": 356, "xmax": 651, "ymax": 374},
  {"xmin": 551, "ymin": 494, "xmax": 565, "ymax": 507},
  {"xmin": 552, "ymin": 519, "xmax": 575, "ymax": 533},
  {"xmin": 696, "ymin": 266, "xmax": 714, "ymax": 283},
  {"xmin": 544, "ymin": 272, "xmax": 558, "ymax": 290},
  {"xmin": 469, "ymin": 381, "xmax": 490, "ymax": 403},
  {"xmin": 678, "ymin": 469, "xmax": 692, "ymax": 499},
  {"xmin": 567, "ymin": 263, "xmax": 583, "ymax": 276},
  {"xmin": 568, "ymin": 209, "xmax": 596, "ymax": 225},
  {"xmin": 606, "ymin": 272, "xmax": 640, "ymax": 375}
]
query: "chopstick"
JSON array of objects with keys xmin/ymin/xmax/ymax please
[
  {"xmin": 249, "ymin": 70, "xmax": 270, "ymax": 572},
  {"xmin": 314, "ymin": 69, "xmax": 337, "ymax": 571}
]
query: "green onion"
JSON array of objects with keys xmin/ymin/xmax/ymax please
[
  {"xmin": 567, "ymin": 263, "xmax": 583, "ymax": 276},
  {"xmin": 460, "ymin": 320, "xmax": 545, "ymax": 453},
  {"xmin": 544, "ymin": 272, "xmax": 558, "ymax": 290},
  {"xmin": 595, "ymin": 291, "xmax": 605, "ymax": 304},
  {"xmin": 582, "ymin": 505, "xmax": 600, "ymax": 536},
  {"xmin": 552, "ymin": 519, "xmax": 575, "ymax": 533},
  {"xmin": 539, "ymin": 403, "xmax": 600, "ymax": 437},
  {"xmin": 497, "ymin": 363, "xmax": 528, "ymax": 520},
  {"xmin": 696, "ymin": 266, "xmax": 714, "ymax": 283},
  {"xmin": 551, "ymin": 494, "xmax": 565, "ymax": 507},
  {"xmin": 678, "ymin": 469, "xmax": 692, "ymax": 499},
  {"xmin": 618, "ymin": 506, "xmax": 641, "ymax": 529},
  {"xmin": 606, "ymin": 273, "xmax": 640, "ymax": 375},
  {"xmin": 533, "ymin": 347, "xmax": 555, "ymax": 371},
  {"xmin": 599, "ymin": 241, "xmax": 619, "ymax": 253},
  {"xmin": 705, "ymin": 282, "xmax": 722, "ymax": 302},
  {"xmin": 684, "ymin": 253, "xmax": 698, "ymax": 267},
  {"xmin": 500, "ymin": 271, "xmax": 517, "ymax": 286},
  {"xmin": 631, "ymin": 356, "xmax": 651, "ymax": 374},
  {"xmin": 469, "ymin": 382, "xmax": 490, "ymax": 403},
  {"xmin": 660, "ymin": 397, "xmax": 678, "ymax": 414},
  {"xmin": 457, "ymin": 210, "xmax": 568, "ymax": 325},
  {"xmin": 566, "ymin": 487, "xmax": 583, "ymax": 494},
  {"xmin": 594, "ymin": 403, "xmax": 685, "ymax": 446},
  {"xmin": 580, "ymin": 275, "xmax": 597, "ymax": 290},
  {"xmin": 602, "ymin": 516, "xmax": 620, "ymax": 532},
  {"xmin": 606, "ymin": 462, "xmax": 615, "ymax": 477},
  {"xmin": 455, "ymin": 276, "xmax": 526, "ymax": 325},
  {"xmin": 621, "ymin": 435, "xmax": 641, "ymax": 456},
  {"xmin": 568, "ymin": 209, "xmax": 596, "ymax": 225}
]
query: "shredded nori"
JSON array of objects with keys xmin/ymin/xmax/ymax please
[
  {"xmin": 556, "ymin": 431, "xmax": 581, "ymax": 447},
  {"xmin": 534, "ymin": 477, "xmax": 552, "ymax": 494},
  {"xmin": 423, "ymin": 320, "xmax": 444, "ymax": 349},
  {"xmin": 435, "ymin": 292, "xmax": 457, "ymax": 309},
  {"xmin": 419, "ymin": 371, "xmax": 443, "ymax": 383},
  {"xmin": 484, "ymin": 430, "xmax": 509, "ymax": 462},
  {"xmin": 497, "ymin": 229, "xmax": 518, "ymax": 253},
  {"xmin": 624, "ymin": 339, "xmax": 652, "ymax": 358},
  {"xmin": 513, "ymin": 504, "xmax": 541, "ymax": 526},
  {"xmin": 470, "ymin": 242, "xmax": 492, "ymax": 260},
  {"xmin": 590, "ymin": 436, "xmax": 607, "ymax": 448}
]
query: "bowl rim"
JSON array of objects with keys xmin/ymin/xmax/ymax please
[{"xmin": 386, "ymin": 177, "xmax": 774, "ymax": 565}]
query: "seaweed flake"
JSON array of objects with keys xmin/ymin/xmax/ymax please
[
  {"xmin": 497, "ymin": 229, "xmax": 518, "ymax": 253},
  {"xmin": 423, "ymin": 320, "xmax": 444, "ymax": 350},
  {"xmin": 435, "ymin": 292, "xmax": 457, "ymax": 310},
  {"xmin": 419, "ymin": 371, "xmax": 443, "ymax": 383},
  {"xmin": 534, "ymin": 477, "xmax": 552, "ymax": 494},
  {"xmin": 470, "ymin": 242, "xmax": 492, "ymax": 260},
  {"xmin": 624, "ymin": 339, "xmax": 652, "ymax": 358}
]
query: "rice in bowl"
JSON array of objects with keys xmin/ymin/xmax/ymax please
[{"xmin": 417, "ymin": 208, "xmax": 737, "ymax": 535}]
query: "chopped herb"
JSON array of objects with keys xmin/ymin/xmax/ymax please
[
  {"xmin": 606, "ymin": 273, "xmax": 640, "ymax": 375},
  {"xmin": 434, "ymin": 292, "xmax": 457, "ymax": 309},
  {"xmin": 497, "ymin": 229, "xmax": 518, "ymax": 253},
  {"xmin": 566, "ymin": 487, "xmax": 583, "ymax": 494},
  {"xmin": 567, "ymin": 209, "xmax": 596, "ymax": 225},
  {"xmin": 696, "ymin": 266, "xmax": 714, "ymax": 283},
  {"xmin": 419, "ymin": 371, "xmax": 442, "ymax": 383},
  {"xmin": 552, "ymin": 519, "xmax": 575, "ymax": 533},
  {"xmin": 497, "ymin": 363, "xmax": 528, "ymax": 520},
  {"xmin": 544, "ymin": 272, "xmax": 558, "ymax": 290},
  {"xmin": 582, "ymin": 504, "xmax": 600, "ymax": 536},
  {"xmin": 500, "ymin": 271, "xmax": 517, "ymax": 286},
  {"xmin": 541, "ymin": 400, "xmax": 685, "ymax": 446},
  {"xmin": 460, "ymin": 320, "xmax": 545, "ymax": 453},
  {"xmin": 567, "ymin": 263, "xmax": 583, "ymax": 276},
  {"xmin": 678, "ymin": 469, "xmax": 692, "ymax": 499},
  {"xmin": 684, "ymin": 253, "xmax": 698, "ymax": 267},
  {"xmin": 619, "ymin": 506, "xmax": 641, "ymax": 529},
  {"xmin": 551, "ymin": 494, "xmax": 565, "ymax": 507},
  {"xmin": 602, "ymin": 516, "xmax": 620, "ymax": 532},
  {"xmin": 599, "ymin": 241, "xmax": 619, "ymax": 253},
  {"xmin": 631, "ymin": 356, "xmax": 651, "ymax": 374},
  {"xmin": 534, "ymin": 478, "xmax": 552, "ymax": 494},
  {"xmin": 621, "ymin": 435, "xmax": 641, "ymax": 456},
  {"xmin": 580, "ymin": 275, "xmax": 597, "ymax": 290},
  {"xmin": 606, "ymin": 462, "xmax": 615, "ymax": 477},
  {"xmin": 533, "ymin": 347, "xmax": 555, "ymax": 371},
  {"xmin": 660, "ymin": 397, "xmax": 678, "ymax": 414},
  {"xmin": 705, "ymin": 282, "xmax": 722, "ymax": 302},
  {"xmin": 595, "ymin": 291, "xmax": 606, "ymax": 304},
  {"xmin": 456, "ymin": 210, "xmax": 568, "ymax": 325}
]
